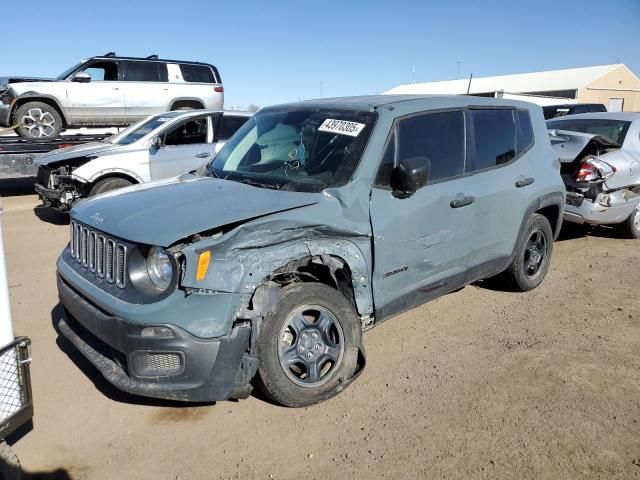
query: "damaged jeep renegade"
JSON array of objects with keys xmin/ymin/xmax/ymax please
[{"xmin": 55, "ymin": 95, "xmax": 565, "ymax": 407}]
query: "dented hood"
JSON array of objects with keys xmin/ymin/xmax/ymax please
[
  {"xmin": 71, "ymin": 176, "xmax": 322, "ymax": 246},
  {"xmin": 548, "ymin": 129, "xmax": 620, "ymax": 163},
  {"xmin": 0, "ymin": 76, "xmax": 54, "ymax": 89},
  {"xmin": 35, "ymin": 141, "xmax": 128, "ymax": 166}
]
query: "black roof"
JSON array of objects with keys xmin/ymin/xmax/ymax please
[{"xmin": 91, "ymin": 53, "xmax": 216, "ymax": 68}]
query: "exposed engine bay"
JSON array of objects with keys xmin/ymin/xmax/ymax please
[{"xmin": 35, "ymin": 157, "xmax": 92, "ymax": 211}]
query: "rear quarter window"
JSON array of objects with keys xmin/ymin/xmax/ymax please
[
  {"xmin": 179, "ymin": 64, "xmax": 216, "ymax": 83},
  {"xmin": 516, "ymin": 109, "xmax": 534, "ymax": 153}
]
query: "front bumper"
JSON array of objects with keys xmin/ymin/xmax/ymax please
[
  {"xmin": 0, "ymin": 104, "xmax": 11, "ymax": 127},
  {"xmin": 564, "ymin": 191, "xmax": 640, "ymax": 225},
  {"xmin": 34, "ymin": 182, "xmax": 71, "ymax": 210},
  {"xmin": 56, "ymin": 274, "xmax": 251, "ymax": 402}
]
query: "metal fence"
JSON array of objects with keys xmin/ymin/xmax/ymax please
[{"xmin": 0, "ymin": 337, "xmax": 33, "ymax": 439}]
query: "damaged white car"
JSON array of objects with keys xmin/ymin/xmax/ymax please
[
  {"xmin": 548, "ymin": 113, "xmax": 640, "ymax": 238},
  {"xmin": 34, "ymin": 109, "xmax": 251, "ymax": 211}
]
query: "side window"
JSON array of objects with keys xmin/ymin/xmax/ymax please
[
  {"xmin": 516, "ymin": 109, "xmax": 534, "ymax": 153},
  {"xmin": 570, "ymin": 105, "xmax": 587, "ymax": 115},
  {"xmin": 468, "ymin": 109, "xmax": 516, "ymax": 171},
  {"xmin": 396, "ymin": 110, "xmax": 465, "ymax": 183},
  {"xmin": 83, "ymin": 61, "xmax": 118, "ymax": 81},
  {"xmin": 374, "ymin": 132, "xmax": 396, "ymax": 187},
  {"xmin": 179, "ymin": 64, "xmax": 215, "ymax": 83},
  {"xmin": 218, "ymin": 115, "xmax": 250, "ymax": 142},
  {"xmin": 122, "ymin": 61, "xmax": 168, "ymax": 82},
  {"xmin": 163, "ymin": 118, "xmax": 208, "ymax": 146}
]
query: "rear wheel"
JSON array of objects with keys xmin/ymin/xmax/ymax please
[
  {"xmin": 620, "ymin": 204, "xmax": 640, "ymax": 239},
  {"xmin": 88, "ymin": 177, "xmax": 133, "ymax": 197},
  {"xmin": 504, "ymin": 213, "xmax": 553, "ymax": 291},
  {"xmin": 14, "ymin": 102, "xmax": 62, "ymax": 139},
  {"xmin": 0, "ymin": 441, "xmax": 20, "ymax": 480},
  {"xmin": 257, "ymin": 283, "xmax": 361, "ymax": 407}
]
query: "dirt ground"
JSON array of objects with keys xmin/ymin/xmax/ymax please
[{"xmin": 2, "ymin": 188, "xmax": 639, "ymax": 480}]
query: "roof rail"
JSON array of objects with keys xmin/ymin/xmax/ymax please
[
  {"xmin": 104, "ymin": 51, "xmax": 116, "ymax": 57},
  {"xmin": 146, "ymin": 54, "xmax": 158, "ymax": 59}
]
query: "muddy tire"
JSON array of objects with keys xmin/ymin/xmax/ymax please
[
  {"xmin": 620, "ymin": 205, "xmax": 640, "ymax": 239},
  {"xmin": 505, "ymin": 213, "xmax": 553, "ymax": 292},
  {"xmin": 256, "ymin": 283, "xmax": 362, "ymax": 407},
  {"xmin": 0, "ymin": 441, "xmax": 21, "ymax": 480},
  {"xmin": 88, "ymin": 177, "xmax": 133, "ymax": 197},
  {"xmin": 14, "ymin": 102, "xmax": 63, "ymax": 139}
]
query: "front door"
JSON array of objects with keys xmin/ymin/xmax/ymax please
[
  {"xmin": 149, "ymin": 115, "xmax": 214, "ymax": 180},
  {"xmin": 370, "ymin": 109, "xmax": 477, "ymax": 319},
  {"xmin": 65, "ymin": 60, "xmax": 126, "ymax": 125}
]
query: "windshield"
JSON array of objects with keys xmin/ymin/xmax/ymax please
[
  {"xmin": 547, "ymin": 118, "xmax": 632, "ymax": 145},
  {"xmin": 207, "ymin": 108, "xmax": 376, "ymax": 192},
  {"xmin": 108, "ymin": 114, "xmax": 179, "ymax": 145},
  {"xmin": 56, "ymin": 62, "xmax": 83, "ymax": 80}
]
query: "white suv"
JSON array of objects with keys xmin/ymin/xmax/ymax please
[{"xmin": 0, "ymin": 53, "xmax": 224, "ymax": 139}]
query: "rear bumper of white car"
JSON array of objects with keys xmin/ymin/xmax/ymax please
[{"xmin": 564, "ymin": 190, "xmax": 640, "ymax": 225}]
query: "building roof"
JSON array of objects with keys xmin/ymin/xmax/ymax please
[{"xmin": 385, "ymin": 64, "xmax": 630, "ymax": 96}]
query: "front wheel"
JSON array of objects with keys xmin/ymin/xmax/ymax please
[
  {"xmin": 504, "ymin": 213, "xmax": 553, "ymax": 292},
  {"xmin": 88, "ymin": 177, "xmax": 133, "ymax": 197},
  {"xmin": 257, "ymin": 283, "xmax": 362, "ymax": 407},
  {"xmin": 14, "ymin": 101, "xmax": 63, "ymax": 139}
]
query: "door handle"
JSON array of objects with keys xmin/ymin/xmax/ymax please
[
  {"xmin": 515, "ymin": 177, "xmax": 535, "ymax": 188},
  {"xmin": 195, "ymin": 152, "xmax": 212, "ymax": 158},
  {"xmin": 112, "ymin": 87, "xmax": 120, "ymax": 91},
  {"xmin": 450, "ymin": 195, "xmax": 475, "ymax": 208}
]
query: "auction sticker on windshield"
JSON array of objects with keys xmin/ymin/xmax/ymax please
[{"xmin": 319, "ymin": 119, "xmax": 366, "ymax": 137}]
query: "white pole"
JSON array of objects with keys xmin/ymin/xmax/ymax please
[
  {"xmin": 0, "ymin": 199, "xmax": 13, "ymax": 345},
  {"xmin": 0, "ymin": 199, "xmax": 21, "ymax": 421}
]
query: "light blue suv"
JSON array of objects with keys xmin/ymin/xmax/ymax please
[{"xmin": 54, "ymin": 95, "xmax": 565, "ymax": 407}]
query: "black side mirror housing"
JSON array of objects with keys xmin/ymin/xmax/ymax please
[
  {"xmin": 391, "ymin": 156, "xmax": 430, "ymax": 198},
  {"xmin": 72, "ymin": 72, "xmax": 92, "ymax": 83}
]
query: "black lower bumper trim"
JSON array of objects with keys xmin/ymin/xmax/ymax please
[{"xmin": 56, "ymin": 275, "xmax": 251, "ymax": 402}]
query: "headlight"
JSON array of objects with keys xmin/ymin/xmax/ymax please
[{"xmin": 146, "ymin": 247, "xmax": 173, "ymax": 290}]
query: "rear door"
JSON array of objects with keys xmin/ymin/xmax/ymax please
[
  {"xmin": 149, "ymin": 114, "xmax": 214, "ymax": 179},
  {"xmin": 121, "ymin": 60, "xmax": 170, "ymax": 122},
  {"xmin": 65, "ymin": 59, "xmax": 126, "ymax": 125},
  {"xmin": 462, "ymin": 108, "xmax": 537, "ymax": 263},
  {"xmin": 370, "ymin": 109, "xmax": 479, "ymax": 318}
]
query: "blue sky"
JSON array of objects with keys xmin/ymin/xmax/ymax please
[{"xmin": 3, "ymin": 0, "xmax": 639, "ymax": 109}]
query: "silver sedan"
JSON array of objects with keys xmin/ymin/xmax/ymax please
[{"xmin": 548, "ymin": 112, "xmax": 640, "ymax": 238}]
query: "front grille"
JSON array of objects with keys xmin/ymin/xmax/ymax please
[
  {"xmin": 147, "ymin": 353, "xmax": 182, "ymax": 373},
  {"xmin": 70, "ymin": 221, "xmax": 127, "ymax": 288}
]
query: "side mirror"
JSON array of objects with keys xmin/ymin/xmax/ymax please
[
  {"xmin": 391, "ymin": 156, "xmax": 430, "ymax": 198},
  {"xmin": 72, "ymin": 72, "xmax": 92, "ymax": 83},
  {"xmin": 150, "ymin": 135, "xmax": 163, "ymax": 149}
]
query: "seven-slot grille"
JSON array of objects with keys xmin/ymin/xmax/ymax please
[{"xmin": 69, "ymin": 221, "xmax": 127, "ymax": 288}]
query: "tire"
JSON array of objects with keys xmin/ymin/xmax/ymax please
[
  {"xmin": 620, "ymin": 204, "xmax": 640, "ymax": 239},
  {"xmin": 14, "ymin": 101, "xmax": 63, "ymax": 139},
  {"xmin": 504, "ymin": 213, "xmax": 553, "ymax": 292},
  {"xmin": 0, "ymin": 441, "xmax": 21, "ymax": 480},
  {"xmin": 88, "ymin": 177, "xmax": 133, "ymax": 197},
  {"xmin": 257, "ymin": 283, "xmax": 362, "ymax": 407}
]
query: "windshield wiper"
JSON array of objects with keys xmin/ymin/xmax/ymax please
[{"xmin": 235, "ymin": 177, "xmax": 281, "ymax": 190}]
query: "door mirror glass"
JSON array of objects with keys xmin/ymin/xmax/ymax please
[
  {"xmin": 150, "ymin": 135, "xmax": 163, "ymax": 149},
  {"xmin": 391, "ymin": 156, "xmax": 430, "ymax": 198},
  {"xmin": 72, "ymin": 72, "xmax": 92, "ymax": 83}
]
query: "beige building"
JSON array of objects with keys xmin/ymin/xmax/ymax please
[{"xmin": 385, "ymin": 64, "xmax": 640, "ymax": 112}]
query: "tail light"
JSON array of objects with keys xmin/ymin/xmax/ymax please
[
  {"xmin": 576, "ymin": 157, "xmax": 616, "ymax": 183},
  {"xmin": 214, "ymin": 86, "xmax": 224, "ymax": 93}
]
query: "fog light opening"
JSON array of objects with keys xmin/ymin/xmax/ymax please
[{"xmin": 140, "ymin": 326, "xmax": 175, "ymax": 338}]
